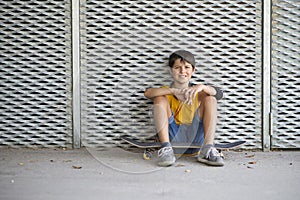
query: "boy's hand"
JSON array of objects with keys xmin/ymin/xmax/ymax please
[
  {"xmin": 182, "ymin": 85, "xmax": 204, "ymax": 105},
  {"xmin": 172, "ymin": 88, "xmax": 187, "ymax": 102},
  {"xmin": 172, "ymin": 85, "xmax": 205, "ymax": 105}
]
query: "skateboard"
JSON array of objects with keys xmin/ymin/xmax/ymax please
[{"xmin": 121, "ymin": 136, "xmax": 246, "ymax": 160}]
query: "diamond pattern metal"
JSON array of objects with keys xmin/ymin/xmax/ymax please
[
  {"xmin": 80, "ymin": 0, "xmax": 262, "ymax": 148},
  {"xmin": 0, "ymin": 0, "xmax": 72, "ymax": 147},
  {"xmin": 271, "ymin": 0, "xmax": 300, "ymax": 148}
]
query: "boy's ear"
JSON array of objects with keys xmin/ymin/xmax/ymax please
[
  {"xmin": 168, "ymin": 67, "xmax": 172, "ymax": 74},
  {"xmin": 192, "ymin": 67, "xmax": 196, "ymax": 73}
]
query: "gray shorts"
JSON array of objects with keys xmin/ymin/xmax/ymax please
[{"xmin": 168, "ymin": 110, "xmax": 204, "ymax": 154}]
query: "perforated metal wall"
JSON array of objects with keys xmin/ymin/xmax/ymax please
[
  {"xmin": 80, "ymin": 0, "xmax": 262, "ymax": 148},
  {"xmin": 271, "ymin": 0, "xmax": 300, "ymax": 148},
  {"xmin": 0, "ymin": 0, "xmax": 72, "ymax": 147}
]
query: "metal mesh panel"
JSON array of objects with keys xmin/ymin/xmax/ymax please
[
  {"xmin": 0, "ymin": 0, "xmax": 72, "ymax": 147},
  {"xmin": 271, "ymin": 0, "xmax": 300, "ymax": 148},
  {"xmin": 81, "ymin": 0, "xmax": 262, "ymax": 148}
]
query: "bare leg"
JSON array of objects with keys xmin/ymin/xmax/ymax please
[
  {"xmin": 153, "ymin": 96, "xmax": 172, "ymax": 144},
  {"xmin": 198, "ymin": 95, "xmax": 218, "ymax": 145}
]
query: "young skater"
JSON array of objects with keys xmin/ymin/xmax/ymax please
[{"xmin": 144, "ymin": 50, "xmax": 224, "ymax": 167}]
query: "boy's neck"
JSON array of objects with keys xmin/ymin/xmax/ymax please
[{"xmin": 171, "ymin": 82, "xmax": 189, "ymax": 89}]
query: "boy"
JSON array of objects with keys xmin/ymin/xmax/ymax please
[{"xmin": 144, "ymin": 50, "xmax": 224, "ymax": 167}]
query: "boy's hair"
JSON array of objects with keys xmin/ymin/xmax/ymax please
[{"xmin": 169, "ymin": 50, "xmax": 196, "ymax": 68}]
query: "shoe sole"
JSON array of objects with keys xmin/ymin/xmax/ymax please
[
  {"xmin": 197, "ymin": 157, "xmax": 224, "ymax": 167},
  {"xmin": 158, "ymin": 158, "xmax": 176, "ymax": 167}
]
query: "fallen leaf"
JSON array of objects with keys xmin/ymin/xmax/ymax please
[
  {"xmin": 72, "ymin": 165, "xmax": 82, "ymax": 169},
  {"xmin": 247, "ymin": 166, "xmax": 254, "ymax": 169},
  {"xmin": 248, "ymin": 161, "xmax": 257, "ymax": 165},
  {"xmin": 185, "ymin": 169, "xmax": 191, "ymax": 173},
  {"xmin": 18, "ymin": 162, "xmax": 24, "ymax": 166}
]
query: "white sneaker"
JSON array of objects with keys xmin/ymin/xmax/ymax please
[
  {"xmin": 198, "ymin": 144, "xmax": 224, "ymax": 166},
  {"xmin": 157, "ymin": 146, "xmax": 176, "ymax": 167}
]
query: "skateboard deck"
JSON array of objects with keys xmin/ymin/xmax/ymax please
[
  {"xmin": 121, "ymin": 136, "xmax": 246, "ymax": 160},
  {"xmin": 121, "ymin": 136, "xmax": 246, "ymax": 149}
]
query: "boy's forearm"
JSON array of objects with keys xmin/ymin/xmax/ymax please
[
  {"xmin": 195, "ymin": 84, "xmax": 223, "ymax": 100},
  {"xmin": 144, "ymin": 87, "xmax": 176, "ymax": 99},
  {"xmin": 144, "ymin": 85, "xmax": 222, "ymax": 100},
  {"xmin": 202, "ymin": 85, "xmax": 223, "ymax": 100},
  {"xmin": 202, "ymin": 85, "xmax": 217, "ymax": 96}
]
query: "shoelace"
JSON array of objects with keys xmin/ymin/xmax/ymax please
[
  {"xmin": 158, "ymin": 146, "xmax": 173, "ymax": 158},
  {"xmin": 205, "ymin": 147, "xmax": 219, "ymax": 159}
]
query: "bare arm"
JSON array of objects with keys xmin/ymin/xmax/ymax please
[
  {"xmin": 144, "ymin": 87, "xmax": 188, "ymax": 102},
  {"xmin": 144, "ymin": 87, "xmax": 174, "ymax": 99},
  {"xmin": 181, "ymin": 84, "xmax": 223, "ymax": 104},
  {"xmin": 144, "ymin": 84, "xmax": 223, "ymax": 103},
  {"xmin": 196, "ymin": 84, "xmax": 223, "ymax": 100},
  {"xmin": 191, "ymin": 84, "xmax": 217, "ymax": 96}
]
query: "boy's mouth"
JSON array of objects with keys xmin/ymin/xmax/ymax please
[{"xmin": 179, "ymin": 75, "xmax": 187, "ymax": 78}]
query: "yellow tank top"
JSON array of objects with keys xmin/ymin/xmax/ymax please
[{"xmin": 161, "ymin": 86, "xmax": 199, "ymax": 125}]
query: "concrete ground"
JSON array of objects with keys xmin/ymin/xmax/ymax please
[{"xmin": 0, "ymin": 147, "xmax": 299, "ymax": 200}]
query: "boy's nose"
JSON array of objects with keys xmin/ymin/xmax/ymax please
[{"xmin": 179, "ymin": 67, "xmax": 186, "ymax": 73}]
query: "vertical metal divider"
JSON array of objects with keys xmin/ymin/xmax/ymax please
[
  {"xmin": 72, "ymin": 0, "xmax": 81, "ymax": 148},
  {"xmin": 262, "ymin": 0, "xmax": 272, "ymax": 151}
]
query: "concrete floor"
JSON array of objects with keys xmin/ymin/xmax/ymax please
[{"xmin": 0, "ymin": 147, "xmax": 299, "ymax": 200}]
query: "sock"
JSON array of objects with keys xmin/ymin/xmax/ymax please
[{"xmin": 161, "ymin": 142, "xmax": 171, "ymax": 148}]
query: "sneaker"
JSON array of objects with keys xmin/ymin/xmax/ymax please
[
  {"xmin": 157, "ymin": 146, "xmax": 176, "ymax": 167},
  {"xmin": 197, "ymin": 144, "xmax": 224, "ymax": 166}
]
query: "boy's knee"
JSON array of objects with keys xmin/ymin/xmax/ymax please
[
  {"xmin": 203, "ymin": 96, "xmax": 217, "ymax": 106},
  {"xmin": 153, "ymin": 96, "xmax": 172, "ymax": 117}
]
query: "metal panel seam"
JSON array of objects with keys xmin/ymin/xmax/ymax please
[
  {"xmin": 72, "ymin": 0, "xmax": 81, "ymax": 148},
  {"xmin": 262, "ymin": 0, "xmax": 272, "ymax": 151}
]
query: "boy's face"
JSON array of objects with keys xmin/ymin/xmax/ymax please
[{"xmin": 169, "ymin": 58, "xmax": 195, "ymax": 85}]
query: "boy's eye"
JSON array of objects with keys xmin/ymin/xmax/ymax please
[
  {"xmin": 173, "ymin": 66, "xmax": 192, "ymax": 70},
  {"xmin": 184, "ymin": 66, "xmax": 192, "ymax": 70}
]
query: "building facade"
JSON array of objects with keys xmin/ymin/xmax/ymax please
[{"xmin": 0, "ymin": 0, "xmax": 299, "ymax": 150}]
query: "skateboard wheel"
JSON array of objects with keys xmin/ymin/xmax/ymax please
[
  {"xmin": 143, "ymin": 151, "xmax": 152, "ymax": 160},
  {"xmin": 217, "ymin": 150, "xmax": 225, "ymax": 158}
]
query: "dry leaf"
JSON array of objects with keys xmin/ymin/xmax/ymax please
[
  {"xmin": 248, "ymin": 161, "xmax": 257, "ymax": 165},
  {"xmin": 72, "ymin": 165, "xmax": 82, "ymax": 169}
]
